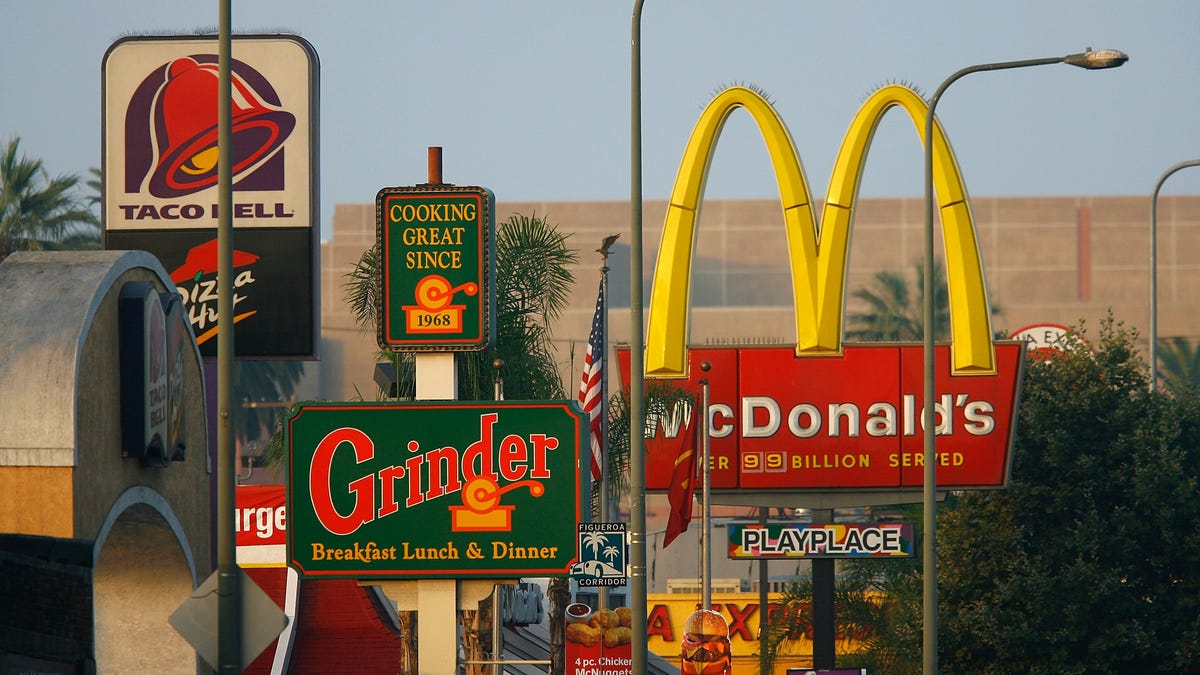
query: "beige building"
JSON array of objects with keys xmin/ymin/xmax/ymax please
[
  {"xmin": 302, "ymin": 193, "xmax": 1200, "ymax": 593},
  {"xmin": 317, "ymin": 194, "xmax": 1200, "ymax": 402}
]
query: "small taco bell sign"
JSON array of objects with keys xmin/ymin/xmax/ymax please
[{"xmin": 286, "ymin": 401, "xmax": 584, "ymax": 579}]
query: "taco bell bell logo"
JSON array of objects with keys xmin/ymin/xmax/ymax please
[{"xmin": 125, "ymin": 55, "xmax": 295, "ymax": 198}]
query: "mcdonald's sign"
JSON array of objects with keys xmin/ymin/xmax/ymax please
[{"xmin": 626, "ymin": 84, "xmax": 1024, "ymax": 493}]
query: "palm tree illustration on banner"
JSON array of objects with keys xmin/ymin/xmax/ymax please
[
  {"xmin": 603, "ymin": 545, "xmax": 620, "ymax": 565},
  {"xmin": 582, "ymin": 531, "xmax": 609, "ymax": 560}
]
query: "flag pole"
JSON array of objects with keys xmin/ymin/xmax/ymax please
[
  {"xmin": 699, "ymin": 361, "xmax": 711, "ymax": 611},
  {"xmin": 597, "ymin": 234, "xmax": 618, "ymax": 609}
]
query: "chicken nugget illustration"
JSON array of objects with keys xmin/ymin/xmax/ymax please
[
  {"xmin": 566, "ymin": 621, "xmax": 601, "ymax": 647},
  {"xmin": 604, "ymin": 626, "xmax": 633, "ymax": 648},
  {"xmin": 616, "ymin": 606, "xmax": 632, "ymax": 628},
  {"xmin": 594, "ymin": 608, "xmax": 620, "ymax": 629}
]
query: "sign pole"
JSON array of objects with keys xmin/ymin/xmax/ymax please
[
  {"xmin": 699, "ymin": 363, "xmax": 711, "ymax": 611},
  {"xmin": 414, "ymin": 150, "xmax": 459, "ymax": 674},
  {"xmin": 215, "ymin": 1, "xmax": 241, "ymax": 671}
]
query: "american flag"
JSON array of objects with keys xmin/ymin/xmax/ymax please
[{"xmin": 579, "ymin": 279, "xmax": 605, "ymax": 482}]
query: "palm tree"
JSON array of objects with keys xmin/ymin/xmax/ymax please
[
  {"xmin": 846, "ymin": 257, "xmax": 1001, "ymax": 343},
  {"xmin": 1156, "ymin": 336, "xmax": 1200, "ymax": 395},
  {"xmin": 343, "ymin": 212, "xmax": 578, "ymax": 402},
  {"xmin": 846, "ymin": 258, "xmax": 948, "ymax": 341},
  {"xmin": 343, "ymin": 210, "xmax": 578, "ymax": 674},
  {"xmin": 0, "ymin": 137, "xmax": 99, "ymax": 262}
]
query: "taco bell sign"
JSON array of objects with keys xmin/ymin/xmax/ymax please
[{"xmin": 102, "ymin": 35, "xmax": 319, "ymax": 359}]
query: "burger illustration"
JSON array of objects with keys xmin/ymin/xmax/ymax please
[{"xmin": 680, "ymin": 609, "xmax": 731, "ymax": 674}]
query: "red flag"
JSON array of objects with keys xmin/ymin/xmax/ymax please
[
  {"xmin": 578, "ymin": 280, "xmax": 605, "ymax": 481},
  {"xmin": 663, "ymin": 418, "xmax": 698, "ymax": 548}
]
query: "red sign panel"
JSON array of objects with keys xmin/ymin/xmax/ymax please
[{"xmin": 617, "ymin": 344, "xmax": 1023, "ymax": 492}]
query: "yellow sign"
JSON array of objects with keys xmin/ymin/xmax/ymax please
[
  {"xmin": 646, "ymin": 84, "xmax": 995, "ymax": 378},
  {"xmin": 646, "ymin": 592, "xmax": 867, "ymax": 674}
]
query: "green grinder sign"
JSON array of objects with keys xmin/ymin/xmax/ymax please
[
  {"xmin": 377, "ymin": 185, "xmax": 495, "ymax": 351},
  {"xmin": 287, "ymin": 401, "xmax": 583, "ymax": 579}
]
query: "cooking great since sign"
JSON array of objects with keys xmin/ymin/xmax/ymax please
[{"xmin": 286, "ymin": 401, "xmax": 583, "ymax": 579}]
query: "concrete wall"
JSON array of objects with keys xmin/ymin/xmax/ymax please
[{"xmin": 318, "ymin": 195, "xmax": 1200, "ymax": 403}]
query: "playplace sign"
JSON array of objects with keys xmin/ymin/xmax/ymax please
[
  {"xmin": 286, "ymin": 401, "xmax": 583, "ymax": 578},
  {"xmin": 727, "ymin": 522, "xmax": 914, "ymax": 559}
]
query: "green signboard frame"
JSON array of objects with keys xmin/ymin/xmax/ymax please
[
  {"xmin": 376, "ymin": 185, "xmax": 495, "ymax": 351},
  {"xmin": 286, "ymin": 400, "xmax": 584, "ymax": 579}
]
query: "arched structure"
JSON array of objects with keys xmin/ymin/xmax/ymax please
[
  {"xmin": 0, "ymin": 251, "xmax": 211, "ymax": 673},
  {"xmin": 646, "ymin": 84, "xmax": 995, "ymax": 378}
]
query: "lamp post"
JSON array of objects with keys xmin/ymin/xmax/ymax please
[
  {"xmin": 1149, "ymin": 159, "xmax": 1200, "ymax": 392},
  {"xmin": 922, "ymin": 48, "xmax": 1127, "ymax": 674},
  {"xmin": 629, "ymin": 3, "xmax": 648, "ymax": 675}
]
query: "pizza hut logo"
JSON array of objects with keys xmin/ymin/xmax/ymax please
[
  {"xmin": 124, "ymin": 55, "xmax": 295, "ymax": 199},
  {"xmin": 170, "ymin": 238, "xmax": 259, "ymax": 345}
]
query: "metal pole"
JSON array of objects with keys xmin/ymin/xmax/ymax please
[
  {"xmin": 216, "ymin": 0, "xmax": 240, "ymax": 670},
  {"xmin": 922, "ymin": 49, "xmax": 1125, "ymax": 674},
  {"xmin": 598, "ymin": 239, "xmax": 613, "ymax": 610},
  {"xmin": 629, "ymin": 2, "xmax": 648, "ymax": 673},
  {"xmin": 811, "ymin": 509, "xmax": 835, "ymax": 669},
  {"xmin": 757, "ymin": 508, "xmax": 768, "ymax": 675},
  {"xmin": 699, "ymin": 362, "xmax": 711, "ymax": 611},
  {"xmin": 1149, "ymin": 159, "xmax": 1200, "ymax": 392}
]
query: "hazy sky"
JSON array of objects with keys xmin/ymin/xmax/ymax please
[{"xmin": 3, "ymin": 1, "xmax": 1198, "ymax": 239}]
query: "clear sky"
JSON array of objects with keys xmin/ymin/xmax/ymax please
[{"xmin": 3, "ymin": 1, "xmax": 1198, "ymax": 239}]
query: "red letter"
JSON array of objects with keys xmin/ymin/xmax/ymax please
[
  {"xmin": 646, "ymin": 604, "xmax": 674, "ymax": 642},
  {"xmin": 528, "ymin": 434, "xmax": 557, "ymax": 479},
  {"xmin": 724, "ymin": 603, "xmax": 756, "ymax": 641},
  {"xmin": 498, "ymin": 435, "xmax": 528, "ymax": 482},
  {"xmin": 309, "ymin": 428, "xmax": 376, "ymax": 536}
]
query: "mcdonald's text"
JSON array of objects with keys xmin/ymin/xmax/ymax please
[{"xmin": 619, "ymin": 344, "xmax": 1023, "ymax": 492}]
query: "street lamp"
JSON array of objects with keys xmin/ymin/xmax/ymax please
[
  {"xmin": 922, "ymin": 48, "xmax": 1127, "ymax": 674},
  {"xmin": 629, "ymin": 3, "xmax": 648, "ymax": 675},
  {"xmin": 1149, "ymin": 159, "xmax": 1200, "ymax": 392}
]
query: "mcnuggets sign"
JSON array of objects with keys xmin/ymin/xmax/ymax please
[
  {"xmin": 286, "ymin": 401, "xmax": 583, "ymax": 578},
  {"xmin": 376, "ymin": 185, "xmax": 496, "ymax": 351},
  {"xmin": 619, "ymin": 344, "xmax": 1022, "ymax": 492}
]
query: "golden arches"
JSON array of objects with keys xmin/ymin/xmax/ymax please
[{"xmin": 645, "ymin": 84, "xmax": 995, "ymax": 378}]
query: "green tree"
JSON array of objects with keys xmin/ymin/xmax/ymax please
[
  {"xmin": 937, "ymin": 315, "xmax": 1200, "ymax": 672},
  {"xmin": 600, "ymin": 381, "xmax": 692, "ymax": 518},
  {"xmin": 0, "ymin": 137, "xmax": 99, "ymax": 261}
]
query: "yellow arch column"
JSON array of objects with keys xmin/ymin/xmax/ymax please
[{"xmin": 645, "ymin": 84, "xmax": 996, "ymax": 378}]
